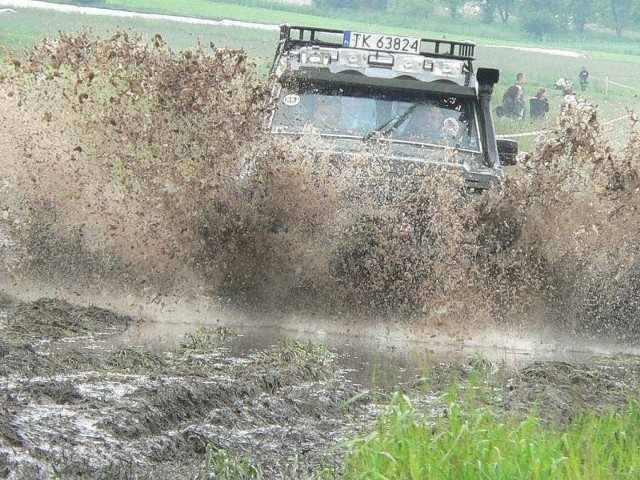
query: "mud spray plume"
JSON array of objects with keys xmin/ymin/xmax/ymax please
[{"xmin": 1, "ymin": 31, "xmax": 639, "ymax": 340}]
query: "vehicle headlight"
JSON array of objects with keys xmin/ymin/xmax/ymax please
[
  {"xmin": 299, "ymin": 49, "xmax": 333, "ymax": 66},
  {"xmin": 338, "ymin": 49, "xmax": 368, "ymax": 68},
  {"xmin": 392, "ymin": 54, "xmax": 424, "ymax": 73},
  {"xmin": 425, "ymin": 59, "xmax": 463, "ymax": 77}
]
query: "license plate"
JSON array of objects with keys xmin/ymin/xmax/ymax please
[{"xmin": 343, "ymin": 31, "xmax": 421, "ymax": 54}]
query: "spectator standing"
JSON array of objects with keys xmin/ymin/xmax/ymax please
[
  {"xmin": 514, "ymin": 72, "xmax": 526, "ymax": 119},
  {"xmin": 579, "ymin": 66, "xmax": 589, "ymax": 91}
]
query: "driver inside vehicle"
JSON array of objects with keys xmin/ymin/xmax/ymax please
[
  {"xmin": 395, "ymin": 103, "xmax": 445, "ymax": 142},
  {"xmin": 312, "ymin": 96, "xmax": 342, "ymax": 132}
]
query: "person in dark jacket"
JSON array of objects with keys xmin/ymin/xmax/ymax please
[
  {"xmin": 501, "ymin": 85, "xmax": 524, "ymax": 119},
  {"xmin": 530, "ymin": 87, "xmax": 549, "ymax": 119},
  {"xmin": 514, "ymin": 72, "xmax": 527, "ymax": 118},
  {"xmin": 579, "ymin": 67, "xmax": 589, "ymax": 91}
]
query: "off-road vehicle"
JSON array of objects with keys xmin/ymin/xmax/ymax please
[{"xmin": 268, "ymin": 25, "xmax": 517, "ymax": 191}]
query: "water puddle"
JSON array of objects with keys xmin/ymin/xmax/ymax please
[{"xmin": 109, "ymin": 315, "xmax": 640, "ymax": 387}]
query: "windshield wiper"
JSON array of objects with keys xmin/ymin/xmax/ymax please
[{"xmin": 363, "ymin": 104, "xmax": 417, "ymax": 140}]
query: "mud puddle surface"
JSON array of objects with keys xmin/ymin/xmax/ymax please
[
  {"xmin": 0, "ymin": 295, "xmax": 371, "ymax": 479},
  {"xmin": 114, "ymin": 314, "xmax": 640, "ymax": 385},
  {"xmin": 2, "ymin": 294, "xmax": 640, "ymax": 479}
]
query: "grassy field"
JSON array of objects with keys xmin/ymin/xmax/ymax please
[
  {"xmin": 47, "ymin": 0, "xmax": 640, "ymax": 56},
  {"xmin": 2, "ymin": 0, "xmax": 639, "ymax": 151},
  {"xmin": 0, "ymin": 6, "xmax": 280, "ymax": 67}
]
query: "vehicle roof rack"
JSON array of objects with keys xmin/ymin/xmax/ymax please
[{"xmin": 275, "ymin": 24, "xmax": 476, "ymax": 62}]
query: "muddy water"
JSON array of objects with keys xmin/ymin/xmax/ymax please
[
  {"xmin": 111, "ymin": 311, "xmax": 640, "ymax": 389},
  {"xmin": 8, "ymin": 276, "xmax": 638, "ymax": 390},
  {"xmin": 3, "ymin": 293, "xmax": 640, "ymax": 479}
]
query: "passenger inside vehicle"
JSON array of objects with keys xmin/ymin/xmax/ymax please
[{"xmin": 395, "ymin": 103, "xmax": 445, "ymax": 142}]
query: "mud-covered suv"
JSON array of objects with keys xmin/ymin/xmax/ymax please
[{"xmin": 268, "ymin": 25, "xmax": 517, "ymax": 191}]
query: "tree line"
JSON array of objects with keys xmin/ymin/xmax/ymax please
[{"xmin": 315, "ymin": 0, "xmax": 640, "ymax": 38}]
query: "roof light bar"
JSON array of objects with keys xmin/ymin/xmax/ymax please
[
  {"xmin": 367, "ymin": 52, "xmax": 394, "ymax": 67},
  {"xmin": 429, "ymin": 59, "xmax": 464, "ymax": 77},
  {"xmin": 298, "ymin": 47, "xmax": 337, "ymax": 67}
]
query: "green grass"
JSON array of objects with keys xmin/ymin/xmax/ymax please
[
  {"xmin": 32, "ymin": 0, "xmax": 640, "ymax": 55},
  {"xmin": 0, "ymin": 7, "xmax": 280, "ymax": 71},
  {"xmin": 343, "ymin": 391, "xmax": 640, "ymax": 479},
  {"xmin": 0, "ymin": 5, "xmax": 302, "ymax": 70},
  {"xmin": 4, "ymin": 1, "xmax": 639, "ymax": 150},
  {"xmin": 3, "ymin": 9, "xmax": 640, "ymax": 477},
  {"xmin": 50, "ymin": 0, "xmax": 640, "ymax": 56}
]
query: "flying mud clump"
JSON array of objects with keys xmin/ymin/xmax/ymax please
[
  {"xmin": 1, "ymin": 31, "xmax": 639, "ymax": 338},
  {"xmin": 480, "ymin": 97, "xmax": 640, "ymax": 340},
  {"xmin": 0, "ymin": 29, "xmax": 272, "ymax": 296}
]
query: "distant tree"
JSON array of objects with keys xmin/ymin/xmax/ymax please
[
  {"xmin": 519, "ymin": 0, "xmax": 561, "ymax": 38},
  {"xmin": 590, "ymin": 0, "xmax": 636, "ymax": 37},
  {"xmin": 609, "ymin": 0, "xmax": 634, "ymax": 36},
  {"xmin": 478, "ymin": 0, "xmax": 516, "ymax": 24},
  {"xmin": 521, "ymin": 11, "xmax": 559, "ymax": 38},
  {"xmin": 363, "ymin": 0, "xmax": 388, "ymax": 9},
  {"xmin": 479, "ymin": 0, "xmax": 498, "ymax": 23},
  {"xmin": 543, "ymin": 0, "xmax": 592, "ymax": 33},
  {"xmin": 315, "ymin": 0, "xmax": 386, "ymax": 9},
  {"xmin": 387, "ymin": 0, "xmax": 435, "ymax": 17},
  {"xmin": 496, "ymin": 0, "xmax": 516, "ymax": 24},
  {"xmin": 567, "ymin": 0, "xmax": 594, "ymax": 33},
  {"xmin": 438, "ymin": 0, "xmax": 465, "ymax": 19}
]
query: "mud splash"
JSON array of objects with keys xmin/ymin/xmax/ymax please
[{"xmin": 0, "ymin": 30, "xmax": 639, "ymax": 342}]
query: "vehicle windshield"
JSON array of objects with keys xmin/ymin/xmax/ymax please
[{"xmin": 271, "ymin": 82, "xmax": 481, "ymax": 152}]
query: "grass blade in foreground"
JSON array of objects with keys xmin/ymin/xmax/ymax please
[{"xmin": 343, "ymin": 392, "xmax": 640, "ymax": 479}]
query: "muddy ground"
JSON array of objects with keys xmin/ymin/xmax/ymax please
[{"xmin": 2, "ymin": 293, "xmax": 640, "ymax": 479}]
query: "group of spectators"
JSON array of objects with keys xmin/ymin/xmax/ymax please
[
  {"xmin": 497, "ymin": 72, "xmax": 548, "ymax": 120},
  {"xmin": 496, "ymin": 67, "xmax": 589, "ymax": 121},
  {"xmin": 498, "ymin": 72, "xmax": 529, "ymax": 120}
]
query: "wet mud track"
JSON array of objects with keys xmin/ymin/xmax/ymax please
[
  {"xmin": 0, "ymin": 294, "xmax": 377, "ymax": 479},
  {"xmin": 2, "ymin": 294, "xmax": 640, "ymax": 479}
]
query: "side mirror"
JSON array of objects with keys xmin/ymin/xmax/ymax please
[
  {"xmin": 497, "ymin": 138, "xmax": 518, "ymax": 166},
  {"xmin": 477, "ymin": 68, "xmax": 500, "ymax": 87}
]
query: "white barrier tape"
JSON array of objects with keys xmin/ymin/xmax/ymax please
[
  {"xmin": 574, "ymin": 76, "xmax": 640, "ymax": 93},
  {"xmin": 0, "ymin": 0, "xmax": 281, "ymax": 30},
  {"xmin": 602, "ymin": 114, "xmax": 630, "ymax": 126},
  {"xmin": 496, "ymin": 130, "xmax": 547, "ymax": 139},
  {"xmin": 496, "ymin": 114, "xmax": 631, "ymax": 139},
  {"xmin": 604, "ymin": 79, "xmax": 640, "ymax": 93}
]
